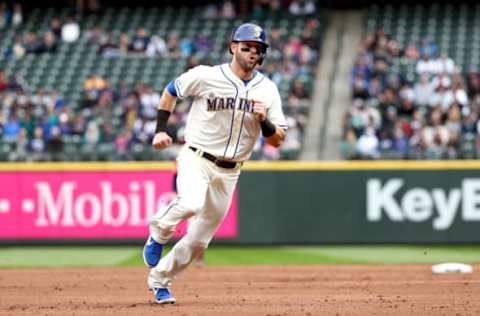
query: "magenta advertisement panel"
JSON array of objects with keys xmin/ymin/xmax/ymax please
[{"xmin": 0, "ymin": 170, "xmax": 238, "ymax": 240}]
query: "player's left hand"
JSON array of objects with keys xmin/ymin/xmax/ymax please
[{"xmin": 253, "ymin": 100, "xmax": 267, "ymax": 122}]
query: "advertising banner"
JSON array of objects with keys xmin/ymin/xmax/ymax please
[
  {"xmin": 237, "ymin": 162, "xmax": 480, "ymax": 243},
  {"xmin": 0, "ymin": 168, "xmax": 238, "ymax": 240}
]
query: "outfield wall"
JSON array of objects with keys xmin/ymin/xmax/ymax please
[
  {"xmin": 1, "ymin": 161, "xmax": 479, "ymax": 243},
  {"xmin": 238, "ymin": 161, "xmax": 480, "ymax": 243}
]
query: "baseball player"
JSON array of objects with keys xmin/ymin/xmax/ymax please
[{"xmin": 143, "ymin": 23, "xmax": 287, "ymax": 304}]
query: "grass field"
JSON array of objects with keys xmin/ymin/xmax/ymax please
[{"xmin": 1, "ymin": 245, "xmax": 480, "ymax": 268}]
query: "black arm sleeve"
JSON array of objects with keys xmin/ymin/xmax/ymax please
[
  {"xmin": 260, "ymin": 118, "xmax": 276, "ymax": 137},
  {"xmin": 155, "ymin": 109, "xmax": 171, "ymax": 133}
]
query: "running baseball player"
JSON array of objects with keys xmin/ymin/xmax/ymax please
[{"xmin": 143, "ymin": 23, "xmax": 287, "ymax": 304}]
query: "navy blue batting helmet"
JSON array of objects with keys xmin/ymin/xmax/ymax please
[{"xmin": 230, "ymin": 23, "xmax": 269, "ymax": 54}]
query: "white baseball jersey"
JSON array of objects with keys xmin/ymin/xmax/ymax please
[{"xmin": 173, "ymin": 63, "xmax": 287, "ymax": 162}]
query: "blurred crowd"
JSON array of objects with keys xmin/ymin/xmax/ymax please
[
  {"xmin": 0, "ymin": 1, "xmax": 321, "ymax": 161},
  {"xmin": 342, "ymin": 28, "xmax": 480, "ymax": 160},
  {"xmin": 0, "ymin": 69, "xmax": 187, "ymax": 161}
]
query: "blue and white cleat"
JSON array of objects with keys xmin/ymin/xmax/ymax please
[
  {"xmin": 143, "ymin": 235, "xmax": 163, "ymax": 268},
  {"xmin": 152, "ymin": 287, "xmax": 176, "ymax": 304}
]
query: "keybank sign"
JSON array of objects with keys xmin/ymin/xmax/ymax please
[{"xmin": 367, "ymin": 178, "xmax": 480, "ymax": 230}]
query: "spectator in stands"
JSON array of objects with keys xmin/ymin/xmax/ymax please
[
  {"xmin": 220, "ymin": 0, "xmax": 236, "ymax": 19},
  {"xmin": 23, "ymin": 32, "xmax": 42, "ymax": 54},
  {"xmin": 0, "ymin": 2, "xmax": 7, "ymax": 29},
  {"xmin": 429, "ymin": 84, "xmax": 454, "ymax": 112},
  {"xmin": 11, "ymin": 127, "xmax": 28, "ymax": 161},
  {"xmin": 281, "ymin": 116, "xmax": 302, "ymax": 157},
  {"xmin": 202, "ymin": 4, "xmax": 218, "ymax": 19},
  {"xmin": 114, "ymin": 129, "xmax": 132, "ymax": 160},
  {"xmin": 301, "ymin": 26, "xmax": 320, "ymax": 52},
  {"xmin": 61, "ymin": 16, "xmax": 80, "ymax": 43},
  {"xmin": 392, "ymin": 121, "xmax": 409, "ymax": 157},
  {"xmin": 267, "ymin": 28, "xmax": 284, "ymax": 60},
  {"xmin": 11, "ymin": 3, "xmax": 22, "ymax": 27},
  {"xmin": 139, "ymin": 85, "xmax": 160, "ymax": 120},
  {"xmin": 0, "ymin": 69, "xmax": 8, "ymax": 92},
  {"xmin": 12, "ymin": 34, "xmax": 26, "ymax": 58},
  {"xmin": 368, "ymin": 77, "xmax": 383, "ymax": 99},
  {"xmin": 57, "ymin": 109, "xmax": 73, "ymax": 136},
  {"xmin": 466, "ymin": 68, "xmax": 480, "ymax": 98},
  {"xmin": 121, "ymin": 94, "xmax": 139, "ymax": 131},
  {"xmin": 100, "ymin": 122, "xmax": 115, "ymax": 144},
  {"xmin": 29, "ymin": 126, "xmax": 46, "ymax": 160},
  {"xmin": 71, "ymin": 115, "xmax": 86, "ymax": 137},
  {"xmin": 436, "ymin": 53, "xmax": 455, "ymax": 75},
  {"xmin": 86, "ymin": 25, "xmax": 108, "ymax": 46},
  {"xmin": 49, "ymin": 17, "xmax": 62, "ymax": 38},
  {"xmin": 179, "ymin": 37, "xmax": 193, "ymax": 57},
  {"xmin": 3, "ymin": 114, "xmax": 21, "ymax": 142},
  {"xmin": 414, "ymin": 74, "xmax": 433, "ymax": 107},
  {"xmin": 83, "ymin": 74, "xmax": 108, "ymax": 107},
  {"xmin": 446, "ymin": 104, "xmax": 462, "ymax": 138},
  {"xmin": 251, "ymin": 1, "xmax": 266, "ymax": 20},
  {"xmin": 146, "ymin": 35, "xmax": 167, "ymax": 57},
  {"xmin": 284, "ymin": 36, "xmax": 303, "ymax": 62},
  {"xmin": 463, "ymin": 111, "xmax": 478, "ymax": 134},
  {"xmin": 118, "ymin": 33, "xmax": 130, "ymax": 55},
  {"xmin": 129, "ymin": 28, "xmax": 150, "ymax": 53},
  {"xmin": 31, "ymin": 88, "xmax": 50, "ymax": 114},
  {"xmin": 92, "ymin": 90, "xmax": 114, "ymax": 123},
  {"xmin": 40, "ymin": 31, "xmax": 58, "ymax": 53},
  {"xmin": 289, "ymin": 0, "xmax": 316, "ymax": 15},
  {"xmin": 47, "ymin": 126, "xmax": 64, "ymax": 161},
  {"xmin": 340, "ymin": 127, "xmax": 357, "ymax": 159},
  {"xmin": 352, "ymin": 73, "xmax": 369, "ymax": 100},
  {"xmin": 75, "ymin": 0, "xmax": 101, "ymax": 16},
  {"xmin": 418, "ymin": 37, "xmax": 438, "ymax": 59},
  {"xmin": 356, "ymin": 125, "xmax": 379, "ymax": 159},
  {"xmin": 193, "ymin": 35, "xmax": 212, "ymax": 55},
  {"xmin": 403, "ymin": 42, "xmax": 420, "ymax": 60},
  {"xmin": 83, "ymin": 121, "xmax": 100, "ymax": 149},
  {"xmin": 100, "ymin": 34, "xmax": 121, "ymax": 58},
  {"xmin": 166, "ymin": 33, "xmax": 182, "ymax": 58},
  {"xmin": 452, "ymin": 81, "xmax": 468, "ymax": 107}
]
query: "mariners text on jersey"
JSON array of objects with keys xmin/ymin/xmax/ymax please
[{"xmin": 207, "ymin": 97, "xmax": 254, "ymax": 113}]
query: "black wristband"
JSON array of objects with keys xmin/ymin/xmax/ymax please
[
  {"xmin": 155, "ymin": 109, "xmax": 171, "ymax": 133},
  {"xmin": 260, "ymin": 118, "xmax": 276, "ymax": 137}
]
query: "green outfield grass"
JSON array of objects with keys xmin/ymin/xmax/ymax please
[{"xmin": 0, "ymin": 245, "xmax": 479, "ymax": 268}]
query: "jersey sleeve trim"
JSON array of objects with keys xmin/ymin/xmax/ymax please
[
  {"xmin": 174, "ymin": 78, "xmax": 184, "ymax": 99},
  {"xmin": 166, "ymin": 80, "xmax": 178, "ymax": 97}
]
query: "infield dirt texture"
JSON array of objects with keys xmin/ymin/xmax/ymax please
[{"xmin": 1, "ymin": 265, "xmax": 479, "ymax": 315}]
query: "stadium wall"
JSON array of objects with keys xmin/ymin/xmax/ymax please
[{"xmin": 1, "ymin": 161, "xmax": 479, "ymax": 244}]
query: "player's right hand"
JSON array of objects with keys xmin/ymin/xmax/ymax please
[{"xmin": 152, "ymin": 132, "xmax": 172, "ymax": 150}]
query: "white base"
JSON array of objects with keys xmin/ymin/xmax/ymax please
[{"xmin": 432, "ymin": 263, "xmax": 473, "ymax": 274}]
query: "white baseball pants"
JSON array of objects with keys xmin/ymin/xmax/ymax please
[{"xmin": 148, "ymin": 145, "xmax": 240, "ymax": 288}]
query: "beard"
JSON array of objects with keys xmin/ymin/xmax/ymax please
[{"xmin": 236, "ymin": 53, "xmax": 258, "ymax": 71}]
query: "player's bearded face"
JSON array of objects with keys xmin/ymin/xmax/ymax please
[{"xmin": 234, "ymin": 42, "xmax": 262, "ymax": 71}]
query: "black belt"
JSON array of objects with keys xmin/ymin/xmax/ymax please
[{"xmin": 189, "ymin": 146, "xmax": 239, "ymax": 169}]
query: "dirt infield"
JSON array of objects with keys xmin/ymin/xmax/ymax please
[{"xmin": 1, "ymin": 265, "xmax": 479, "ymax": 316}]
